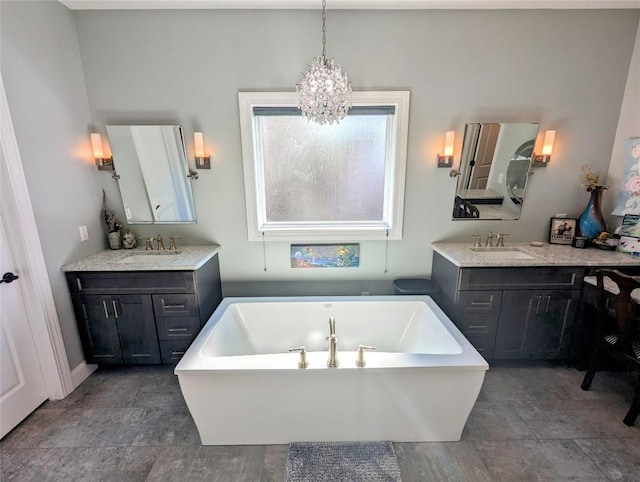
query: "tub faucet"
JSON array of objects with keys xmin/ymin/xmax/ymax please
[
  {"xmin": 327, "ymin": 316, "xmax": 339, "ymax": 368},
  {"xmin": 289, "ymin": 346, "xmax": 309, "ymax": 369},
  {"xmin": 356, "ymin": 345, "xmax": 376, "ymax": 368}
]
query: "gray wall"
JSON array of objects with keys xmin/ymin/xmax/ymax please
[
  {"xmin": 2, "ymin": 3, "xmax": 639, "ymax": 369},
  {"xmin": 74, "ymin": 8, "xmax": 639, "ymax": 284},
  {"xmin": 1, "ymin": 0, "xmax": 105, "ymax": 369}
]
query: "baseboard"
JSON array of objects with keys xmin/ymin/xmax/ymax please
[{"xmin": 70, "ymin": 361, "xmax": 97, "ymax": 390}]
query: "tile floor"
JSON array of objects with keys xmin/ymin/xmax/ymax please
[{"xmin": 1, "ymin": 364, "xmax": 639, "ymax": 481}]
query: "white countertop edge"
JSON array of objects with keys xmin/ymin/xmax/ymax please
[
  {"xmin": 60, "ymin": 245, "xmax": 220, "ymax": 272},
  {"xmin": 431, "ymin": 242, "xmax": 640, "ymax": 268}
]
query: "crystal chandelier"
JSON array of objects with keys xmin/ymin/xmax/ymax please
[{"xmin": 297, "ymin": 0, "xmax": 352, "ymax": 125}]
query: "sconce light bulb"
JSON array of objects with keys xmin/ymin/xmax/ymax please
[
  {"xmin": 542, "ymin": 130, "xmax": 556, "ymax": 156},
  {"xmin": 443, "ymin": 130, "xmax": 455, "ymax": 157},
  {"xmin": 194, "ymin": 132, "xmax": 205, "ymax": 158},
  {"xmin": 91, "ymin": 133, "xmax": 104, "ymax": 159}
]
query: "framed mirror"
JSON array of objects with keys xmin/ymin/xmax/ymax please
[
  {"xmin": 107, "ymin": 125, "xmax": 196, "ymax": 224},
  {"xmin": 452, "ymin": 122, "xmax": 539, "ymax": 220}
]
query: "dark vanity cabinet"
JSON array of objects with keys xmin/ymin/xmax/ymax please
[
  {"xmin": 66, "ymin": 253, "xmax": 222, "ymax": 365},
  {"xmin": 73, "ymin": 294, "xmax": 159, "ymax": 364},
  {"xmin": 432, "ymin": 252, "xmax": 585, "ymax": 360},
  {"xmin": 493, "ymin": 289, "xmax": 579, "ymax": 359}
]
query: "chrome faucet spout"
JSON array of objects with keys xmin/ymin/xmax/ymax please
[
  {"xmin": 327, "ymin": 335, "xmax": 339, "ymax": 368},
  {"xmin": 327, "ymin": 316, "xmax": 338, "ymax": 367}
]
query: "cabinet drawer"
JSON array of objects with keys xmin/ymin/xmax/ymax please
[
  {"xmin": 459, "ymin": 267, "xmax": 585, "ymax": 291},
  {"xmin": 67, "ymin": 271, "xmax": 195, "ymax": 295},
  {"xmin": 156, "ymin": 316, "xmax": 200, "ymax": 341},
  {"xmin": 160, "ymin": 340, "xmax": 193, "ymax": 364},
  {"xmin": 152, "ymin": 294, "xmax": 199, "ymax": 317},
  {"xmin": 456, "ymin": 291, "xmax": 502, "ymax": 314},
  {"xmin": 454, "ymin": 313, "xmax": 498, "ymax": 332},
  {"xmin": 461, "ymin": 332, "xmax": 494, "ymax": 358}
]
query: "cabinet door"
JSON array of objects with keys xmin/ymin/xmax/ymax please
[
  {"xmin": 527, "ymin": 290, "xmax": 578, "ymax": 359},
  {"xmin": 73, "ymin": 295, "xmax": 123, "ymax": 364},
  {"xmin": 113, "ymin": 295, "xmax": 161, "ymax": 364},
  {"xmin": 495, "ymin": 290, "xmax": 577, "ymax": 360}
]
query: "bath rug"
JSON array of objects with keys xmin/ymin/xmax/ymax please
[{"xmin": 284, "ymin": 441, "xmax": 402, "ymax": 482}]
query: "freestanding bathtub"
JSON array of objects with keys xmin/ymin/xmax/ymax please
[{"xmin": 175, "ymin": 295, "xmax": 488, "ymax": 445}]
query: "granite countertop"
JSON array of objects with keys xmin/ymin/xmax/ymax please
[
  {"xmin": 456, "ymin": 189, "xmax": 504, "ymax": 201},
  {"xmin": 431, "ymin": 242, "xmax": 640, "ymax": 268},
  {"xmin": 61, "ymin": 245, "xmax": 220, "ymax": 272}
]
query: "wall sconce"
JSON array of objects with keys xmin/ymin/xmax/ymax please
[
  {"xmin": 194, "ymin": 132, "xmax": 211, "ymax": 169},
  {"xmin": 437, "ymin": 131, "xmax": 455, "ymax": 168},
  {"xmin": 90, "ymin": 133, "xmax": 113, "ymax": 170},
  {"xmin": 533, "ymin": 130, "xmax": 556, "ymax": 167}
]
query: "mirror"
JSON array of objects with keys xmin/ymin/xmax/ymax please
[
  {"xmin": 452, "ymin": 122, "xmax": 539, "ymax": 220},
  {"xmin": 107, "ymin": 125, "xmax": 196, "ymax": 224}
]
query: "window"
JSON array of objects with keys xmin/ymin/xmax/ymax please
[{"xmin": 238, "ymin": 91, "xmax": 410, "ymax": 241}]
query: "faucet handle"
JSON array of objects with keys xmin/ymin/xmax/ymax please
[
  {"xmin": 471, "ymin": 234, "xmax": 482, "ymax": 247},
  {"xmin": 143, "ymin": 237, "xmax": 153, "ymax": 250},
  {"xmin": 289, "ymin": 346, "xmax": 309, "ymax": 369},
  {"xmin": 496, "ymin": 233, "xmax": 510, "ymax": 247},
  {"xmin": 356, "ymin": 345, "xmax": 376, "ymax": 367},
  {"xmin": 169, "ymin": 236, "xmax": 181, "ymax": 250}
]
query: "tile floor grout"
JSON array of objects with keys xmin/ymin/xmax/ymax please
[{"xmin": 1, "ymin": 364, "xmax": 639, "ymax": 481}]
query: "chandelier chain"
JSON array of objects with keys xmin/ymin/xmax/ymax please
[
  {"xmin": 297, "ymin": 0, "xmax": 352, "ymax": 125},
  {"xmin": 321, "ymin": 0, "xmax": 327, "ymax": 58}
]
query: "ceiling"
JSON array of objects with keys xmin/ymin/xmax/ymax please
[{"xmin": 58, "ymin": 0, "xmax": 640, "ymax": 10}]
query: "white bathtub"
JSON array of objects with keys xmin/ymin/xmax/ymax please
[{"xmin": 175, "ymin": 295, "xmax": 488, "ymax": 445}]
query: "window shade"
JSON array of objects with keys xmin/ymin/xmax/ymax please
[{"xmin": 252, "ymin": 106, "xmax": 396, "ymax": 116}]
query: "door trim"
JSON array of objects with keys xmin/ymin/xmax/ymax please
[{"xmin": 0, "ymin": 73, "xmax": 72, "ymax": 399}]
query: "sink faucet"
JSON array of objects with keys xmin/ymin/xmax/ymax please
[
  {"xmin": 169, "ymin": 236, "xmax": 181, "ymax": 250},
  {"xmin": 485, "ymin": 231, "xmax": 495, "ymax": 247},
  {"xmin": 496, "ymin": 233, "xmax": 510, "ymax": 247},
  {"xmin": 156, "ymin": 235, "xmax": 165, "ymax": 250},
  {"xmin": 327, "ymin": 316, "xmax": 339, "ymax": 368}
]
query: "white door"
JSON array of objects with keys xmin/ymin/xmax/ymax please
[{"xmin": 0, "ymin": 216, "xmax": 48, "ymax": 439}]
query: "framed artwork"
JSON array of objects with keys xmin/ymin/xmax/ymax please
[
  {"xmin": 290, "ymin": 244, "xmax": 360, "ymax": 268},
  {"xmin": 549, "ymin": 218, "xmax": 577, "ymax": 245},
  {"xmin": 612, "ymin": 137, "xmax": 640, "ymax": 216}
]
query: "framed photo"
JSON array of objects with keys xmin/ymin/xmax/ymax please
[{"xmin": 549, "ymin": 217, "xmax": 577, "ymax": 245}]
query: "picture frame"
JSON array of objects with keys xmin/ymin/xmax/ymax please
[
  {"xmin": 290, "ymin": 244, "xmax": 360, "ymax": 268},
  {"xmin": 549, "ymin": 217, "xmax": 577, "ymax": 245}
]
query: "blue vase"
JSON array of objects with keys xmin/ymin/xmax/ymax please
[{"xmin": 578, "ymin": 186, "xmax": 606, "ymax": 241}]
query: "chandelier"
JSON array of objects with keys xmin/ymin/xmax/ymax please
[{"xmin": 297, "ymin": 0, "xmax": 352, "ymax": 125}]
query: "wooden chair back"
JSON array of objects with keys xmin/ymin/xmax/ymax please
[{"xmin": 595, "ymin": 268, "xmax": 640, "ymax": 357}]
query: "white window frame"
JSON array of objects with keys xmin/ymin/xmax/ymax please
[{"xmin": 238, "ymin": 91, "xmax": 410, "ymax": 242}]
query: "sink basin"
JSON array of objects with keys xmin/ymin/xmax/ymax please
[
  {"xmin": 116, "ymin": 253, "xmax": 180, "ymax": 264},
  {"xmin": 469, "ymin": 248, "xmax": 535, "ymax": 260}
]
